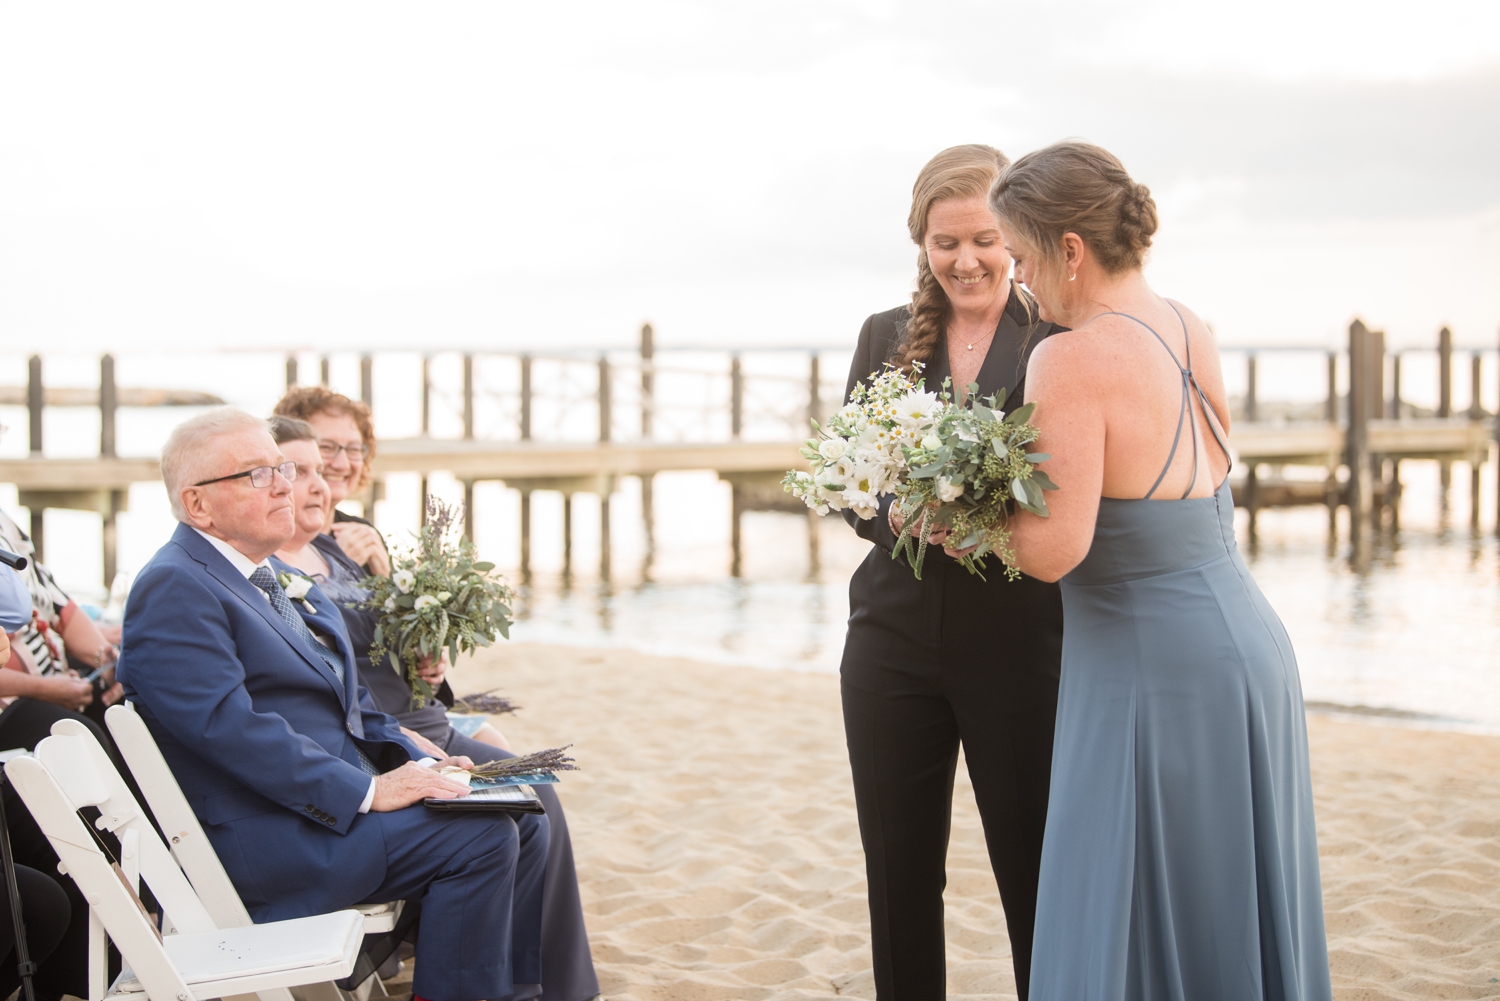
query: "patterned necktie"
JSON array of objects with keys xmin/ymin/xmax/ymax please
[{"xmin": 248, "ymin": 566, "xmax": 377, "ymax": 776}]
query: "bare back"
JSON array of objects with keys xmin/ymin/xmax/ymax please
[{"xmin": 1009, "ymin": 294, "xmax": 1233, "ymax": 581}]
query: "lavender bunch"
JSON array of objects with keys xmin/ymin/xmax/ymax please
[
  {"xmin": 469, "ymin": 746, "xmax": 579, "ymax": 781},
  {"xmin": 450, "ymin": 689, "xmax": 521, "ymax": 715}
]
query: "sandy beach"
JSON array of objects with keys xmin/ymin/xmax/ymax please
[{"xmin": 402, "ymin": 643, "xmax": 1500, "ymax": 1001}]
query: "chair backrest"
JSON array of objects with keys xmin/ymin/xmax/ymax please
[
  {"xmin": 6, "ymin": 741, "xmax": 200, "ymax": 999},
  {"xmin": 105, "ymin": 703, "xmax": 255, "ymax": 929},
  {"xmin": 37, "ymin": 721, "xmax": 217, "ymax": 937}
]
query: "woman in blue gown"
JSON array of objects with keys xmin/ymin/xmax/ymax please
[{"xmin": 977, "ymin": 141, "xmax": 1332, "ymax": 1000}]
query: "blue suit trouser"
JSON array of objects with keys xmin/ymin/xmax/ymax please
[{"xmin": 354, "ymin": 804, "xmax": 550, "ymax": 1001}]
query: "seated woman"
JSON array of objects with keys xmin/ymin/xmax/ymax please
[
  {"xmin": 0, "ymin": 510, "xmax": 127, "ymax": 999},
  {"xmin": 268, "ymin": 413, "xmax": 600, "ymax": 1001}
]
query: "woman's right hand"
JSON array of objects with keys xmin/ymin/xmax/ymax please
[{"xmin": 36, "ymin": 673, "xmax": 93, "ymax": 711}]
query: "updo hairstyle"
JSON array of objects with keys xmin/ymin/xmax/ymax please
[
  {"xmin": 988, "ymin": 140, "xmax": 1157, "ymax": 286},
  {"xmin": 895, "ymin": 144, "xmax": 1010, "ymax": 372}
]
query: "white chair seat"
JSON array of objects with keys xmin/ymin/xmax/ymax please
[
  {"xmin": 110, "ymin": 909, "xmax": 364, "ymax": 996},
  {"xmin": 355, "ymin": 900, "xmax": 401, "ymax": 933}
]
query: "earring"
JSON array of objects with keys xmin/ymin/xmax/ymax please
[{"xmin": 1068, "ymin": 273, "xmax": 1076, "ymax": 282}]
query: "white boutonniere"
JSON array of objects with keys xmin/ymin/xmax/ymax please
[{"xmin": 276, "ymin": 571, "xmax": 317, "ymax": 611}]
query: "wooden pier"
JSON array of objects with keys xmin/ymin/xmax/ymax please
[{"xmin": 2, "ymin": 320, "xmax": 1497, "ymax": 589}]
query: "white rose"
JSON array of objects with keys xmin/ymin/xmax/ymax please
[
  {"xmin": 392, "ymin": 569, "xmax": 415, "ymax": 593},
  {"xmin": 817, "ymin": 438, "xmax": 847, "ymax": 461},
  {"xmin": 937, "ymin": 477, "xmax": 965, "ymax": 502},
  {"xmin": 383, "ymin": 596, "xmax": 397, "ymax": 613},
  {"xmin": 282, "ymin": 575, "xmax": 313, "ymax": 601},
  {"xmin": 414, "ymin": 594, "xmax": 439, "ymax": 610},
  {"xmin": 920, "ymin": 434, "xmax": 942, "ymax": 451}
]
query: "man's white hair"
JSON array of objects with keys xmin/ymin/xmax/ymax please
[{"xmin": 161, "ymin": 407, "xmax": 272, "ymax": 521}]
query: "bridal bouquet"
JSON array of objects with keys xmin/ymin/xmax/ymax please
[
  {"xmin": 890, "ymin": 386, "xmax": 1056, "ymax": 580},
  {"xmin": 782, "ymin": 364, "xmax": 942, "ymax": 519},
  {"xmin": 356, "ymin": 499, "xmax": 516, "ymax": 709}
]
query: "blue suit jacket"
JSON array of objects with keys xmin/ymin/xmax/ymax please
[{"xmin": 119, "ymin": 523, "xmax": 424, "ymax": 912}]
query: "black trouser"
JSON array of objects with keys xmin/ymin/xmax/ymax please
[
  {"xmin": 841, "ymin": 548, "xmax": 1062, "ymax": 1001},
  {"xmin": 0, "ymin": 698, "xmax": 123, "ymax": 1000},
  {"xmin": 441, "ymin": 731, "xmax": 601, "ymax": 1001}
]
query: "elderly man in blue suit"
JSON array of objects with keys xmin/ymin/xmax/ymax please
[{"xmin": 119, "ymin": 408, "xmax": 548, "ymax": 1001}]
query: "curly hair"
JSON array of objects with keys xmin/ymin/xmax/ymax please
[
  {"xmin": 894, "ymin": 144, "xmax": 1011, "ymax": 372},
  {"xmin": 988, "ymin": 140, "xmax": 1157, "ymax": 285},
  {"xmin": 272, "ymin": 386, "xmax": 377, "ymax": 492}
]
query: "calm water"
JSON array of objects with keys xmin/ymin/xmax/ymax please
[{"xmin": 2, "ymin": 351, "xmax": 1498, "ymax": 732}]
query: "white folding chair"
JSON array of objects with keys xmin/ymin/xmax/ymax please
[
  {"xmin": 105, "ymin": 704, "xmax": 403, "ymax": 1001},
  {"xmin": 105, "ymin": 705, "xmax": 403, "ymax": 934},
  {"xmin": 6, "ymin": 723, "xmax": 363, "ymax": 1001}
]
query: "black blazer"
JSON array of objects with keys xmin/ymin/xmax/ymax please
[{"xmin": 841, "ymin": 289, "xmax": 1063, "ymax": 555}]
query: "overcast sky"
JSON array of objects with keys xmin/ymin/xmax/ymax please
[{"xmin": 2, "ymin": 0, "xmax": 1498, "ymax": 355}]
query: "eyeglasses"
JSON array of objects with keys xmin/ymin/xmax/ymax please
[
  {"xmin": 317, "ymin": 440, "xmax": 369, "ymax": 461},
  {"xmin": 194, "ymin": 461, "xmax": 298, "ymax": 488}
]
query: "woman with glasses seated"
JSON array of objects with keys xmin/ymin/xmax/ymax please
[{"xmin": 268, "ymin": 401, "xmax": 601, "ymax": 1001}]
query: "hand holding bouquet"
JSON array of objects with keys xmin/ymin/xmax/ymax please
[
  {"xmin": 356, "ymin": 499, "xmax": 517, "ymax": 709},
  {"xmin": 782, "ymin": 364, "xmax": 942, "ymax": 519},
  {"xmin": 891, "ymin": 384, "xmax": 1057, "ymax": 580}
]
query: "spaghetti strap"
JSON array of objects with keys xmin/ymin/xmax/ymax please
[{"xmin": 1099, "ymin": 306, "xmax": 1232, "ymax": 499}]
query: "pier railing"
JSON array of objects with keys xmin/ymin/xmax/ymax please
[{"xmin": 2, "ymin": 320, "xmax": 1497, "ymax": 586}]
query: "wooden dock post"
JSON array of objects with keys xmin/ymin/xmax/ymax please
[
  {"xmin": 26, "ymin": 356, "xmax": 43, "ymax": 558},
  {"xmin": 600, "ymin": 481, "xmax": 613, "ymax": 582},
  {"xmin": 360, "ymin": 354, "xmax": 373, "ymax": 406},
  {"xmin": 519, "ymin": 490, "xmax": 532, "ymax": 580},
  {"xmin": 1325, "ymin": 351, "xmax": 1338, "ymax": 423},
  {"xmin": 1389, "ymin": 350, "xmax": 1403, "ymax": 525},
  {"xmin": 1439, "ymin": 327, "xmax": 1453, "ymax": 512},
  {"xmin": 27, "ymin": 356, "xmax": 42, "ymax": 457},
  {"xmin": 730, "ymin": 354, "xmax": 744, "ymax": 440},
  {"xmin": 808, "ymin": 352, "xmax": 822, "ymax": 431},
  {"xmin": 639, "ymin": 325, "xmax": 655, "ymax": 557},
  {"xmin": 1325, "ymin": 350, "xmax": 1339, "ymax": 533},
  {"xmin": 462, "ymin": 480, "xmax": 474, "ymax": 542},
  {"xmin": 598, "ymin": 355, "xmax": 612, "ymax": 579},
  {"xmin": 1390, "ymin": 352, "xmax": 1402, "ymax": 418},
  {"xmin": 319, "ymin": 356, "xmax": 330, "ymax": 386},
  {"xmin": 285, "ymin": 355, "xmax": 298, "ymax": 391},
  {"xmin": 519, "ymin": 356, "xmax": 533, "ymax": 441},
  {"xmin": 100, "ymin": 355, "xmax": 124, "ymax": 589},
  {"xmin": 1245, "ymin": 353, "xmax": 1258, "ymax": 423},
  {"xmin": 462, "ymin": 354, "xmax": 475, "ymax": 441},
  {"xmin": 730, "ymin": 482, "xmax": 744, "ymax": 578},
  {"xmin": 562, "ymin": 493, "xmax": 573, "ymax": 580},
  {"xmin": 1371, "ymin": 329, "xmax": 1388, "ymax": 522},
  {"xmin": 419, "ymin": 356, "xmax": 431, "ymax": 524},
  {"xmin": 1347, "ymin": 320, "xmax": 1373, "ymax": 546},
  {"xmin": 639, "ymin": 324, "xmax": 654, "ymax": 439},
  {"xmin": 1494, "ymin": 325, "xmax": 1499, "ymax": 536},
  {"xmin": 1471, "ymin": 352, "xmax": 1484, "ymax": 529}
]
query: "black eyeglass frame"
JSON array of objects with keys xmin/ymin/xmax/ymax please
[
  {"xmin": 193, "ymin": 461, "xmax": 299, "ymax": 488},
  {"xmin": 317, "ymin": 440, "xmax": 369, "ymax": 461}
]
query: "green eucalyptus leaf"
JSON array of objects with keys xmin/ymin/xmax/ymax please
[{"xmin": 1003, "ymin": 401, "xmax": 1036, "ymax": 425}]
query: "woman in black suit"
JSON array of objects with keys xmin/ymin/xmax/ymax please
[{"xmin": 839, "ymin": 144, "xmax": 1064, "ymax": 1001}]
